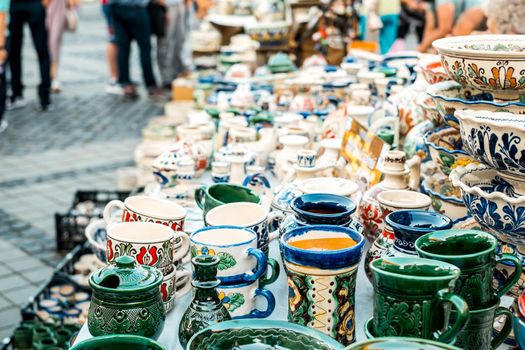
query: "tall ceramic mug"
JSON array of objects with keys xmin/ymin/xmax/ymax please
[
  {"xmin": 194, "ymin": 183, "xmax": 262, "ymax": 218},
  {"xmin": 280, "ymin": 225, "xmax": 365, "ymax": 345},
  {"xmin": 415, "ymin": 229, "xmax": 522, "ymax": 308},
  {"xmin": 190, "ymin": 226, "xmax": 268, "ymax": 285},
  {"xmin": 217, "ymin": 280, "xmax": 276, "ymax": 319},
  {"xmin": 103, "ymin": 196, "xmax": 187, "ymax": 232},
  {"xmin": 106, "ymin": 222, "xmax": 189, "ymax": 275},
  {"xmin": 369, "ymin": 257, "xmax": 469, "ymax": 343}
]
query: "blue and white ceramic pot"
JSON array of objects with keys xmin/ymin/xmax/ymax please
[
  {"xmin": 280, "ymin": 225, "xmax": 365, "ymax": 345},
  {"xmin": 279, "ymin": 193, "xmax": 364, "ymax": 236}
]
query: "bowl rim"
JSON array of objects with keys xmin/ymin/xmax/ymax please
[
  {"xmin": 433, "ymin": 34, "xmax": 525, "ymax": 58},
  {"xmin": 426, "ymin": 81, "xmax": 525, "ymax": 107},
  {"xmin": 455, "ymin": 109, "xmax": 525, "ymax": 130},
  {"xmin": 424, "ymin": 126, "xmax": 469, "ymax": 155},
  {"xmin": 449, "ymin": 163, "xmax": 525, "ymax": 205}
]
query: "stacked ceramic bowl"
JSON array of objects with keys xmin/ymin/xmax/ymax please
[{"xmin": 432, "ymin": 35, "xmax": 525, "ymax": 302}]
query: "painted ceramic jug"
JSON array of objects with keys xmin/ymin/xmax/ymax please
[
  {"xmin": 178, "ymin": 255, "xmax": 231, "ymax": 348},
  {"xmin": 280, "ymin": 225, "xmax": 365, "ymax": 345},
  {"xmin": 87, "ymin": 256, "xmax": 165, "ymax": 338},
  {"xmin": 359, "ymin": 150, "xmax": 421, "ymax": 242}
]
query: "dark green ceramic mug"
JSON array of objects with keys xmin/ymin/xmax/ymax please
[
  {"xmin": 370, "ymin": 257, "xmax": 469, "ymax": 343},
  {"xmin": 195, "ymin": 183, "xmax": 262, "ymax": 218},
  {"xmin": 415, "ymin": 229, "xmax": 522, "ymax": 308},
  {"xmin": 452, "ymin": 299, "xmax": 513, "ymax": 350}
]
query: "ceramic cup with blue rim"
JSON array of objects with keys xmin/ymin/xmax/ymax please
[
  {"xmin": 280, "ymin": 224, "xmax": 365, "ymax": 345},
  {"xmin": 296, "ymin": 149, "xmax": 317, "ymax": 168},
  {"xmin": 216, "ymin": 279, "xmax": 276, "ymax": 319},
  {"xmin": 190, "ymin": 226, "xmax": 268, "ymax": 285}
]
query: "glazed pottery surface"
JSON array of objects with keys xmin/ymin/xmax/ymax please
[
  {"xmin": 106, "ymin": 222, "xmax": 189, "ymax": 276},
  {"xmin": 418, "ymin": 55, "xmax": 450, "ymax": 85},
  {"xmin": 514, "ymin": 316, "xmax": 525, "ymax": 350},
  {"xmin": 347, "ymin": 336, "xmax": 461, "ymax": 350},
  {"xmin": 451, "ymin": 299, "xmax": 513, "ymax": 350},
  {"xmin": 160, "ymin": 267, "xmax": 191, "ymax": 312},
  {"xmin": 70, "ymin": 335, "xmax": 167, "ymax": 350},
  {"xmin": 421, "ymin": 175, "xmax": 468, "ymax": 223},
  {"xmin": 88, "ymin": 256, "xmax": 165, "ymax": 338},
  {"xmin": 186, "ymin": 320, "xmax": 344, "ymax": 350},
  {"xmin": 416, "ymin": 93, "xmax": 441, "ymax": 125},
  {"xmin": 280, "ymin": 225, "xmax": 365, "ymax": 345},
  {"xmin": 424, "ymin": 127, "xmax": 474, "ymax": 177},
  {"xmin": 216, "ymin": 279, "xmax": 275, "ymax": 319},
  {"xmin": 179, "ymin": 255, "xmax": 231, "ymax": 349},
  {"xmin": 450, "ymin": 163, "xmax": 525, "ymax": 240},
  {"xmin": 103, "ymin": 196, "xmax": 187, "ymax": 232},
  {"xmin": 370, "ymin": 257, "xmax": 468, "ymax": 343},
  {"xmin": 403, "ymin": 120, "xmax": 433, "ymax": 161},
  {"xmin": 455, "ymin": 109, "xmax": 525, "ymax": 178},
  {"xmin": 195, "ymin": 183, "xmax": 262, "ymax": 217},
  {"xmin": 433, "ymin": 35, "xmax": 525, "ymax": 100},
  {"xmin": 190, "ymin": 226, "xmax": 268, "ymax": 285},
  {"xmin": 426, "ymin": 81, "xmax": 525, "ymax": 129},
  {"xmin": 416, "ymin": 229, "xmax": 522, "ymax": 308}
]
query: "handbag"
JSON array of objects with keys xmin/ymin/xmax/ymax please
[
  {"xmin": 65, "ymin": 8, "xmax": 78, "ymax": 32},
  {"xmin": 148, "ymin": 2, "xmax": 167, "ymax": 38}
]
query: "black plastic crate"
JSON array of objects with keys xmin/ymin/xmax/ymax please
[{"xmin": 55, "ymin": 190, "xmax": 129, "ymax": 253}]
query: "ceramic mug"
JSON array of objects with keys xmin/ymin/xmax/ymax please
[
  {"xmin": 161, "ymin": 267, "xmax": 191, "ymax": 312},
  {"xmin": 217, "ymin": 280, "xmax": 276, "ymax": 319},
  {"xmin": 416, "ymin": 229, "xmax": 522, "ymax": 308},
  {"xmin": 103, "ymin": 196, "xmax": 187, "ymax": 233},
  {"xmin": 296, "ymin": 149, "xmax": 316, "ymax": 168},
  {"xmin": 106, "ymin": 222, "xmax": 190, "ymax": 275},
  {"xmin": 195, "ymin": 184, "xmax": 262, "ymax": 218},
  {"xmin": 190, "ymin": 226, "xmax": 268, "ymax": 285},
  {"xmin": 280, "ymin": 225, "xmax": 365, "ymax": 345},
  {"xmin": 370, "ymin": 257, "xmax": 469, "ymax": 343},
  {"xmin": 452, "ymin": 299, "xmax": 512, "ymax": 350}
]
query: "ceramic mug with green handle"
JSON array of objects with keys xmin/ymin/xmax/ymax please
[{"xmin": 194, "ymin": 183, "xmax": 261, "ymax": 218}]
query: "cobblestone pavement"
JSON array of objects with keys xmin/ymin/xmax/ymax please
[{"xmin": 0, "ymin": 4, "xmax": 163, "ymax": 338}]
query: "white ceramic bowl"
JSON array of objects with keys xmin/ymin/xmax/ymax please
[{"xmin": 433, "ymin": 35, "xmax": 525, "ymax": 100}]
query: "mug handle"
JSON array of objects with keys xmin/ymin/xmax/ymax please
[
  {"xmin": 490, "ymin": 307, "xmax": 513, "ymax": 349},
  {"xmin": 259, "ymin": 258, "xmax": 280, "ymax": 288},
  {"xmin": 103, "ymin": 200, "xmax": 125, "ymax": 225},
  {"xmin": 267, "ymin": 211, "xmax": 285, "ymax": 240},
  {"xmin": 181, "ymin": 251, "xmax": 191, "ymax": 265},
  {"xmin": 434, "ymin": 290, "xmax": 469, "ymax": 344},
  {"xmin": 237, "ymin": 288, "xmax": 276, "ymax": 319},
  {"xmin": 174, "ymin": 270, "xmax": 192, "ymax": 300},
  {"xmin": 172, "ymin": 232, "xmax": 191, "ymax": 262},
  {"xmin": 194, "ymin": 186, "xmax": 207, "ymax": 210},
  {"xmin": 243, "ymin": 248, "xmax": 268, "ymax": 283},
  {"xmin": 495, "ymin": 253, "xmax": 523, "ymax": 298},
  {"xmin": 242, "ymin": 173, "xmax": 271, "ymax": 189}
]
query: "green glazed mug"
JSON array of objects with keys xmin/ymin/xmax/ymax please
[
  {"xmin": 195, "ymin": 183, "xmax": 262, "ymax": 218},
  {"xmin": 415, "ymin": 229, "xmax": 522, "ymax": 308},
  {"xmin": 370, "ymin": 257, "xmax": 469, "ymax": 343},
  {"xmin": 452, "ymin": 299, "xmax": 513, "ymax": 350}
]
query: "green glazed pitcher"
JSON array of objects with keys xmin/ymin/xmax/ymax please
[
  {"xmin": 415, "ymin": 229, "xmax": 522, "ymax": 308},
  {"xmin": 370, "ymin": 257, "xmax": 469, "ymax": 343}
]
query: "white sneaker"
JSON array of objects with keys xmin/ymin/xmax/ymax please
[
  {"xmin": 105, "ymin": 81, "xmax": 124, "ymax": 95},
  {"xmin": 52, "ymin": 80, "xmax": 61, "ymax": 93},
  {"xmin": 0, "ymin": 119, "xmax": 7, "ymax": 133},
  {"xmin": 7, "ymin": 97, "xmax": 27, "ymax": 110}
]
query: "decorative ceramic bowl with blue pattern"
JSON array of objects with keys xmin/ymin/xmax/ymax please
[
  {"xmin": 450, "ymin": 163, "xmax": 525, "ymax": 241},
  {"xmin": 455, "ymin": 109, "xmax": 525, "ymax": 178},
  {"xmin": 427, "ymin": 81, "xmax": 525, "ymax": 129},
  {"xmin": 421, "ymin": 175, "xmax": 469, "ymax": 225}
]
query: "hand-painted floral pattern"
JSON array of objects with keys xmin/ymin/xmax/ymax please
[
  {"xmin": 218, "ymin": 292, "xmax": 245, "ymax": 312},
  {"xmin": 191, "ymin": 246, "xmax": 237, "ymax": 271}
]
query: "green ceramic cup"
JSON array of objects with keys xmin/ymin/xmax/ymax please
[
  {"xmin": 452, "ymin": 299, "xmax": 513, "ymax": 350},
  {"xmin": 70, "ymin": 335, "xmax": 166, "ymax": 350},
  {"xmin": 370, "ymin": 257, "xmax": 469, "ymax": 343},
  {"xmin": 415, "ymin": 229, "xmax": 522, "ymax": 308},
  {"xmin": 195, "ymin": 183, "xmax": 262, "ymax": 217}
]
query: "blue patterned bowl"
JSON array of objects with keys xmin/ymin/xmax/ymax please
[
  {"xmin": 427, "ymin": 81, "xmax": 525, "ymax": 129},
  {"xmin": 450, "ymin": 163, "xmax": 525, "ymax": 241},
  {"xmin": 455, "ymin": 109, "xmax": 525, "ymax": 178}
]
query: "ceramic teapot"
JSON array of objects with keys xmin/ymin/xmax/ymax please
[
  {"xmin": 87, "ymin": 256, "xmax": 165, "ymax": 339},
  {"xmin": 358, "ymin": 150, "xmax": 421, "ymax": 242}
]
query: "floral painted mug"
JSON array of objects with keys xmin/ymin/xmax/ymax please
[
  {"xmin": 106, "ymin": 222, "xmax": 190, "ymax": 276},
  {"xmin": 217, "ymin": 280, "xmax": 276, "ymax": 319},
  {"xmin": 190, "ymin": 226, "xmax": 268, "ymax": 285},
  {"xmin": 161, "ymin": 267, "xmax": 191, "ymax": 312},
  {"xmin": 103, "ymin": 196, "xmax": 187, "ymax": 232}
]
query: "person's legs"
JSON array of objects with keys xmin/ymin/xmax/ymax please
[
  {"xmin": 8, "ymin": 4, "xmax": 25, "ymax": 100},
  {"xmin": 129, "ymin": 6, "xmax": 156, "ymax": 88},
  {"xmin": 157, "ymin": 6, "xmax": 177, "ymax": 87},
  {"xmin": 46, "ymin": 0, "xmax": 67, "ymax": 87},
  {"xmin": 172, "ymin": 3, "xmax": 188, "ymax": 77},
  {"xmin": 110, "ymin": 4, "xmax": 132, "ymax": 86},
  {"xmin": 0, "ymin": 44, "xmax": 7, "ymax": 132},
  {"xmin": 27, "ymin": 2, "xmax": 51, "ymax": 107},
  {"xmin": 102, "ymin": 4, "xmax": 118, "ymax": 81},
  {"xmin": 379, "ymin": 14, "xmax": 400, "ymax": 54}
]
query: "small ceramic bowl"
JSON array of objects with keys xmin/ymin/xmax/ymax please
[
  {"xmin": 418, "ymin": 55, "xmax": 450, "ymax": 85},
  {"xmin": 416, "ymin": 93, "xmax": 441, "ymax": 125},
  {"xmin": 427, "ymin": 81, "xmax": 525, "ymax": 129},
  {"xmin": 455, "ymin": 109, "xmax": 525, "ymax": 178},
  {"xmin": 424, "ymin": 127, "xmax": 475, "ymax": 177},
  {"xmin": 433, "ymin": 35, "xmax": 525, "ymax": 100},
  {"xmin": 450, "ymin": 163, "xmax": 525, "ymax": 241},
  {"xmin": 421, "ymin": 175, "xmax": 469, "ymax": 224}
]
